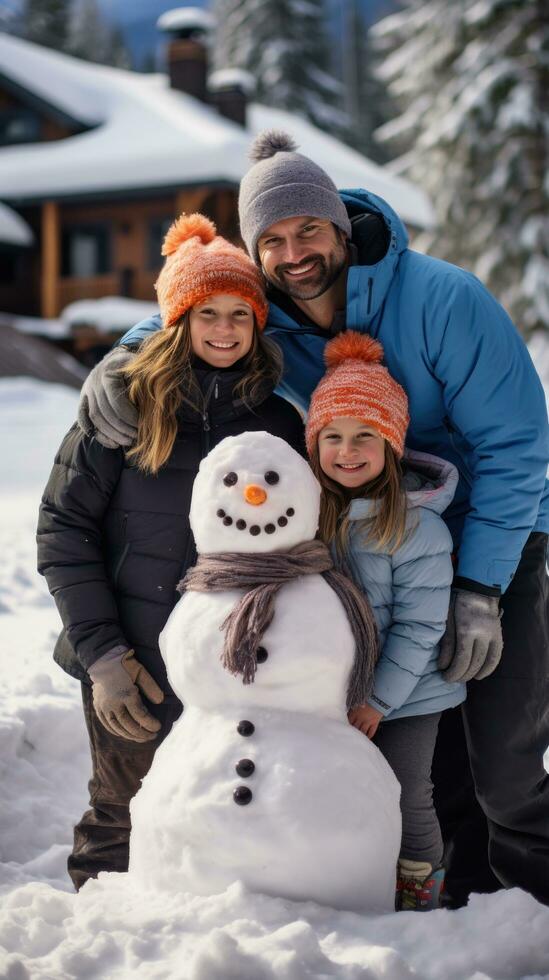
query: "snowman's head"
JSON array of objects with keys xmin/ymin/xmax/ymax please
[{"xmin": 190, "ymin": 431, "xmax": 320, "ymax": 554}]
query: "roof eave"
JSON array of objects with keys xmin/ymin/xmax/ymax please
[{"xmin": 2, "ymin": 178, "xmax": 239, "ymax": 208}]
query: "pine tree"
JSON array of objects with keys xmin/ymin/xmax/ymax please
[
  {"xmin": 67, "ymin": 0, "xmax": 132, "ymax": 68},
  {"xmin": 341, "ymin": 0, "xmax": 394, "ymax": 163},
  {"xmin": 213, "ymin": 0, "xmax": 346, "ymax": 136},
  {"xmin": 106, "ymin": 26, "xmax": 132, "ymax": 70},
  {"xmin": 373, "ymin": 0, "xmax": 549, "ymax": 335},
  {"xmin": 21, "ymin": 0, "xmax": 71, "ymax": 51}
]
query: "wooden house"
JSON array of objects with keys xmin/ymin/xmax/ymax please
[{"xmin": 0, "ymin": 11, "xmax": 434, "ymax": 360}]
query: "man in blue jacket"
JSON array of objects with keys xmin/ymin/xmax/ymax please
[{"xmin": 78, "ymin": 132, "xmax": 549, "ymax": 907}]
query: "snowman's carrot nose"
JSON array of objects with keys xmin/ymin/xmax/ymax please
[{"xmin": 244, "ymin": 484, "xmax": 267, "ymax": 505}]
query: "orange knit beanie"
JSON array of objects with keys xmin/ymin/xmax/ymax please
[
  {"xmin": 306, "ymin": 331, "xmax": 410, "ymax": 458},
  {"xmin": 155, "ymin": 213, "xmax": 269, "ymax": 329}
]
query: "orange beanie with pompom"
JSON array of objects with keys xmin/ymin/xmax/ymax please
[
  {"xmin": 155, "ymin": 213, "xmax": 268, "ymax": 329},
  {"xmin": 305, "ymin": 331, "xmax": 409, "ymax": 458}
]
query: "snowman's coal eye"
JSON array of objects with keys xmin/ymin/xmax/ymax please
[
  {"xmin": 223, "ymin": 472, "xmax": 238, "ymax": 487},
  {"xmin": 264, "ymin": 471, "xmax": 279, "ymax": 485}
]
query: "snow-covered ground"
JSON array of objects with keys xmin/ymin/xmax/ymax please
[{"xmin": 1, "ymin": 363, "xmax": 549, "ymax": 980}]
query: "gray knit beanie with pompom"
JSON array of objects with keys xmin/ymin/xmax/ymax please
[{"xmin": 238, "ymin": 130, "xmax": 352, "ymax": 262}]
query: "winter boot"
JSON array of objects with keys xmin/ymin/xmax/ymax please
[{"xmin": 396, "ymin": 859, "xmax": 445, "ymax": 911}]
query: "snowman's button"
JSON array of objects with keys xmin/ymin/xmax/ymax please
[
  {"xmin": 236, "ymin": 758, "xmax": 255, "ymax": 777},
  {"xmin": 233, "ymin": 786, "xmax": 253, "ymax": 806},
  {"xmin": 237, "ymin": 720, "xmax": 255, "ymax": 736},
  {"xmin": 256, "ymin": 646, "xmax": 268, "ymax": 663}
]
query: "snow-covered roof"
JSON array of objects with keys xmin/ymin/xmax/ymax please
[
  {"xmin": 0, "ymin": 311, "xmax": 68, "ymax": 338},
  {"xmin": 61, "ymin": 297, "xmax": 159, "ymax": 333},
  {"xmin": 0, "ymin": 33, "xmax": 434, "ymax": 229},
  {"xmin": 156, "ymin": 8, "xmax": 215, "ymax": 34},
  {"xmin": 209, "ymin": 69, "xmax": 256, "ymax": 95},
  {"xmin": 0, "ymin": 202, "xmax": 33, "ymax": 245}
]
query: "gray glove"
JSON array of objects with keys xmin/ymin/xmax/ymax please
[
  {"xmin": 88, "ymin": 648, "xmax": 164, "ymax": 741},
  {"xmin": 78, "ymin": 347, "xmax": 138, "ymax": 449},
  {"xmin": 438, "ymin": 589, "xmax": 503, "ymax": 682}
]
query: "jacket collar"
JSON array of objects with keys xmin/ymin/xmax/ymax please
[
  {"xmin": 348, "ymin": 450, "xmax": 458, "ymax": 521},
  {"xmin": 176, "ymin": 358, "xmax": 273, "ymax": 428}
]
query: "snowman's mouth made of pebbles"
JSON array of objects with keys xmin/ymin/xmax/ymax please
[{"xmin": 215, "ymin": 469, "xmax": 295, "ymax": 536}]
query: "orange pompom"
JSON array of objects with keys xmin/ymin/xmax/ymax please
[
  {"xmin": 324, "ymin": 331, "xmax": 384, "ymax": 369},
  {"xmin": 161, "ymin": 213, "xmax": 217, "ymax": 256}
]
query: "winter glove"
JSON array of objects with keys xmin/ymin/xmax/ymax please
[
  {"xmin": 88, "ymin": 648, "xmax": 164, "ymax": 741},
  {"xmin": 78, "ymin": 347, "xmax": 138, "ymax": 449},
  {"xmin": 438, "ymin": 588, "xmax": 503, "ymax": 682}
]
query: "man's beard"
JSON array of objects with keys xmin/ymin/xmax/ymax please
[{"xmin": 267, "ymin": 243, "xmax": 348, "ymax": 300}]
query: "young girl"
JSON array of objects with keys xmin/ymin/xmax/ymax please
[
  {"xmin": 306, "ymin": 331, "xmax": 466, "ymax": 911},
  {"xmin": 37, "ymin": 213, "xmax": 305, "ymax": 890}
]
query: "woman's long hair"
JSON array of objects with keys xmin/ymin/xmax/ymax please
[
  {"xmin": 310, "ymin": 441, "xmax": 409, "ymax": 557},
  {"xmin": 123, "ymin": 312, "xmax": 282, "ymax": 474}
]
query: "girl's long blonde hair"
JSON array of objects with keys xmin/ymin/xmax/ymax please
[
  {"xmin": 123, "ymin": 312, "xmax": 282, "ymax": 474},
  {"xmin": 310, "ymin": 440, "xmax": 408, "ymax": 557}
]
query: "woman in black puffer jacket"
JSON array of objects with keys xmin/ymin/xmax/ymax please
[{"xmin": 37, "ymin": 214, "xmax": 304, "ymax": 889}]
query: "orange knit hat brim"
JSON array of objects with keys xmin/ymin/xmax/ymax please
[
  {"xmin": 306, "ymin": 332, "xmax": 410, "ymax": 458},
  {"xmin": 155, "ymin": 213, "xmax": 269, "ymax": 330}
]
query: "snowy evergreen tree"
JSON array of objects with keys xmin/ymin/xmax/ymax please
[
  {"xmin": 213, "ymin": 0, "xmax": 347, "ymax": 137},
  {"xmin": 21, "ymin": 0, "xmax": 71, "ymax": 51},
  {"xmin": 67, "ymin": 0, "xmax": 132, "ymax": 68},
  {"xmin": 373, "ymin": 0, "xmax": 549, "ymax": 336},
  {"xmin": 341, "ymin": 0, "xmax": 394, "ymax": 163}
]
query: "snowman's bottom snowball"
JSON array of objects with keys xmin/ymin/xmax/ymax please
[{"xmin": 129, "ymin": 706, "xmax": 401, "ymax": 914}]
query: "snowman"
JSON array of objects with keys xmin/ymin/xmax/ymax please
[{"xmin": 129, "ymin": 432, "xmax": 401, "ymax": 913}]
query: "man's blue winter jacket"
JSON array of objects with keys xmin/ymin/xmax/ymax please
[{"xmin": 117, "ymin": 189, "xmax": 549, "ymax": 592}]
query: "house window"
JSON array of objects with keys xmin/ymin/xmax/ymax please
[
  {"xmin": 148, "ymin": 216, "xmax": 173, "ymax": 270},
  {"xmin": 0, "ymin": 109, "xmax": 40, "ymax": 146},
  {"xmin": 0, "ymin": 246, "xmax": 20, "ymax": 284},
  {"xmin": 61, "ymin": 224, "xmax": 111, "ymax": 277}
]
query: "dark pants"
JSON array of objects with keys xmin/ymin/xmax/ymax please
[
  {"xmin": 433, "ymin": 532, "xmax": 549, "ymax": 907},
  {"xmin": 69, "ymin": 683, "xmax": 182, "ymax": 891},
  {"xmin": 374, "ymin": 712, "xmax": 443, "ymax": 868}
]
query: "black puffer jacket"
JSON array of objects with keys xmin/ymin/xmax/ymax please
[{"xmin": 37, "ymin": 360, "xmax": 305, "ymax": 695}]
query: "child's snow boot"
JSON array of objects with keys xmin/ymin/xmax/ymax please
[{"xmin": 396, "ymin": 859, "xmax": 445, "ymax": 911}]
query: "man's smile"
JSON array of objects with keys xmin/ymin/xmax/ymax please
[{"xmin": 283, "ymin": 260, "xmax": 319, "ymax": 278}]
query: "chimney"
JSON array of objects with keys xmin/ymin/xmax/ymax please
[
  {"xmin": 208, "ymin": 69, "xmax": 254, "ymax": 129},
  {"xmin": 157, "ymin": 7, "xmax": 215, "ymax": 104}
]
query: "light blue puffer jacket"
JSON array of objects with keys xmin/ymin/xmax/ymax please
[{"xmin": 345, "ymin": 450, "xmax": 466, "ymax": 721}]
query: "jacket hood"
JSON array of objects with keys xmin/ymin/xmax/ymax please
[
  {"xmin": 267, "ymin": 189, "xmax": 409, "ymax": 334},
  {"xmin": 341, "ymin": 188, "xmax": 409, "ymax": 255},
  {"xmin": 349, "ymin": 449, "xmax": 458, "ymax": 521}
]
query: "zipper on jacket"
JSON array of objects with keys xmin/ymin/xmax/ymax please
[
  {"xmin": 201, "ymin": 373, "xmax": 219, "ymax": 455},
  {"xmin": 366, "ymin": 278, "xmax": 373, "ymax": 315}
]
